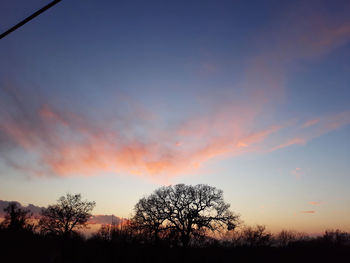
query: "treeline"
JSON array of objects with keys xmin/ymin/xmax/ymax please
[
  {"xmin": 92, "ymin": 222, "xmax": 350, "ymax": 248},
  {"xmin": 1, "ymin": 217, "xmax": 350, "ymax": 263},
  {"xmin": 1, "ymin": 185, "xmax": 350, "ymax": 262}
]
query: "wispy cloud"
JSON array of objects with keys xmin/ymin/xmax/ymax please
[
  {"xmin": 268, "ymin": 111, "xmax": 350, "ymax": 152},
  {"xmin": 300, "ymin": 211, "xmax": 316, "ymax": 214},
  {"xmin": 270, "ymin": 138, "xmax": 306, "ymax": 152},
  {"xmin": 302, "ymin": 119, "xmax": 320, "ymax": 128},
  {"xmin": 291, "ymin": 168, "xmax": 303, "ymax": 179}
]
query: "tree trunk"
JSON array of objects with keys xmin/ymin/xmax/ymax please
[{"xmin": 182, "ymin": 233, "xmax": 190, "ymax": 247}]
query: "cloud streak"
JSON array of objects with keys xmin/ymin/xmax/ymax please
[
  {"xmin": 300, "ymin": 211, "xmax": 316, "ymax": 214},
  {"xmin": 270, "ymin": 111, "xmax": 350, "ymax": 153}
]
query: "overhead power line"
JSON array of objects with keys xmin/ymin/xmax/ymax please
[{"xmin": 0, "ymin": 0, "xmax": 62, "ymax": 40}]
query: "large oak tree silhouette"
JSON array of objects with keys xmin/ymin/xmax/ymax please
[{"xmin": 131, "ymin": 184, "xmax": 239, "ymax": 247}]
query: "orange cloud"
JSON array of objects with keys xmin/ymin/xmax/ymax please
[
  {"xmin": 0, "ymin": 97, "xmax": 286, "ymax": 180},
  {"xmin": 1, "ymin": 93, "xmax": 349, "ymax": 181},
  {"xmin": 301, "ymin": 211, "xmax": 316, "ymax": 214},
  {"xmin": 10, "ymin": 106, "xmax": 345, "ymax": 180}
]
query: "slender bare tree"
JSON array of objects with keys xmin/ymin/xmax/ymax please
[{"xmin": 39, "ymin": 193, "xmax": 95, "ymax": 236}]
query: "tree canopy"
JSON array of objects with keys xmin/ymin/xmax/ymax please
[
  {"xmin": 39, "ymin": 193, "xmax": 95, "ymax": 236},
  {"xmin": 1, "ymin": 202, "xmax": 32, "ymax": 231},
  {"xmin": 131, "ymin": 184, "xmax": 239, "ymax": 246}
]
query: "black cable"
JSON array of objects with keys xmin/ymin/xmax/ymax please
[{"xmin": 0, "ymin": 0, "xmax": 62, "ymax": 40}]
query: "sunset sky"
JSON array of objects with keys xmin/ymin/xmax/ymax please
[{"xmin": 1, "ymin": 0, "xmax": 350, "ymax": 234}]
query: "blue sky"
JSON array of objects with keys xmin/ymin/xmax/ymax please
[{"xmin": 1, "ymin": 0, "xmax": 350, "ymax": 233}]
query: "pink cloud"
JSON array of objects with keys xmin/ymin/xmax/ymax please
[
  {"xmin": 3, "ymin": 101, "xmax": 347, "ymax": 180},
  {"xmin": 0, "ymin": 97, "xmax": 286, "ymax": 180},
  {"xmin": 289, "ymin": 167, "xmax": 303, "ymax": 179},
  {"xmin": 301, "ymin": 211, "xmax": 316, "ymax": 214},
  {"xmin": 318, "ymin": 111, "xmax": 350, "ymax": 134},
  {"xmin": 269, "ymin": 7, "xmax": 350, "ymax": 61},
  {"xmin": 302, "ymin": 119, "xmax": 320, "ymax": 128},
  {"xmin": 267, "ymin": 111, "xmax": 350, "ymax": 152},
  {"xmin": 270, "ymin": 138, "xmax": 306, "ymax": 152}
]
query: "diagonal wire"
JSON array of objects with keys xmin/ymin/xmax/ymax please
[{"xmin": 0, "ymin": 0, "xmax": 62, "ymax": 40}]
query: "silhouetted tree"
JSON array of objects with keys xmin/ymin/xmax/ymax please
[
  {"xmin": 131, "ymin": 192, "xmax": 169, "ymax": 243},
  {"xmin": 275, "ymin": 230, "xmax": 309, "ymax": 247},
  {"xmin": 39, "ymin": 193, "xmax": 95, "ymax": 237},
  {"xmin": 94, "ymin": 224, "xmax": 114, "ymax": 241},
  {"xmin": 238, "ymin": 225, "xmax": 272, "ymax": 247},
  {"xmin": 323, "ymin": 229, "xmax": 350, "ymax": 246},
  {"xmin": 1, "ymin": 202, "xmax": 33, "ymax": 232},
  {"xmin": 131, "ymin": 184, "xmax": 239, "ymax": 247},
  {"xmin": 275, "ymin": 230, "xmax": 298, "ymax": 247}
]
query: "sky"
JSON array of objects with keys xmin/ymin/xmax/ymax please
[{"xmin": 0, "ymin": 0, "xmax": 350, "ymax": 234}]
